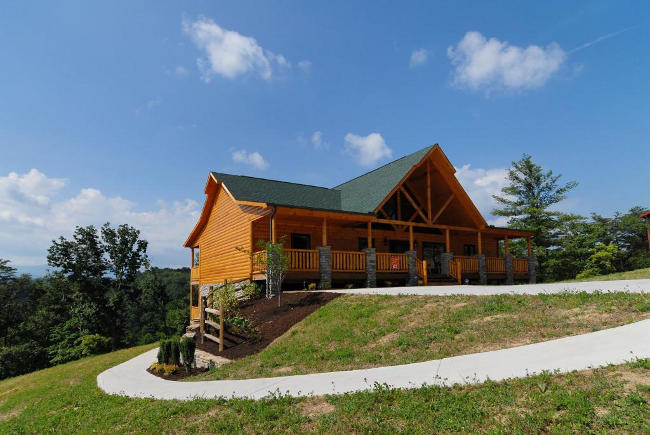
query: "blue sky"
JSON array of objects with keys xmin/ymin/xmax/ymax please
[{"xmin": 1, "ymin": 1, "xmax": 649, "ymax": 271}]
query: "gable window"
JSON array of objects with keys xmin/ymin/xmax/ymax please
[
  {"xmin": 463, "ymin": 244, "xmax": 477, "ymax": 256},
  {"xmin": 192, "ymin": 247, "xmax": 200, "ymax": 267},
  {"xmin": 291, "ymin": 233, "xmax": 311, "ymax": 250},
  {"xmin": 358, "ymin": 237, "xmax": 376, "ymax": 250}
]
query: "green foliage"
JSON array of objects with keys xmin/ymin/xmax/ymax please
[
  {"xmin": 0, "ymin": 340, "xmax": 49, "ymax": 380},
  {"xmin": 169, "ymin": 339, "xmax": 181, "ymax": 366},
  {"xmin": 78, "ymin": 334, "xmax": 112, "ymax": 357},
  {"xmin": 241, "ymin": 281, "xmax": 261, "ymax": 301},
  {"xmin": 179, "ymin": 337, "xmax": 196, "ymax": 373},
  {"xmin": 576, "ymin": 244, "xmax": 619, "ymax": 279},
  {"xmin": 225, "ymin": 315, "xmax": 255, "ymax": 337},
  {"xmin": 209, "ymin": 280, "xmax": 240, "ymax": 316}
]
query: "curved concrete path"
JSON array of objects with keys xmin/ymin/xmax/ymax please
[
  {"xmin": 97, "ymin": 318, "xmax": 650, "ymax": 401},
  {"xmin": 324, "ymin": 278, "xmax": 650, "ymax": 296}
]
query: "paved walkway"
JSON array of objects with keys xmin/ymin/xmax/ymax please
[
  {"xmin": 323, "ymin": 278, "xmax": 650, "ymax": 296},
  {"xmin": 97, "ymin": 318, "xmax": 650, "ymax": 401}
]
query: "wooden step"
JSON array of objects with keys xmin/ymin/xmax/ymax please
[
  {"xmin": 187, "ymin": 323, "xmax": 200, "ymax": 331},
  {"xmin": 205, "ymin": 307, "xmax": 221, "ymax": 316}
]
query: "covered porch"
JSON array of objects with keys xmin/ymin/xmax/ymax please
[{"xmin": 250, "ymin": 207, "xmax": 535, "ymax": 288}]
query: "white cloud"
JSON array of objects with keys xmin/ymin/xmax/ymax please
[
  {"xmin": 447, "ymin": 31, "xmax": 566, "ymax": 92},
  {"xmin": 135, "ymin": 97, "xmax": 162, "ymax": 115},
  {"xmin": 182, "ymin": 16, "xmax": 290, "ymax": 81},
  {"xmin": 0, "ymin": 169, "xmax": 200, "ymax": 268},
  {"xmin": 232, "ymin": 150, "xmax": 269, "ymax": 170},
  {"xmin": 344, "ymin": 133, "xmax": 392, "ymax": 167},
  {"xmin": 455, "ymin": 164, "xmax": 509, "ymax": 226},
  {"xmin": 409, "ymin": 48, "xmax": 428, "ymax": 69},
  {"xmin": 311, "ymin": 131, "xmax": 328, "ymax": 149},
  {"xmin": 167, "ymin": 65, "xmax": 189, "ymax": 77},
  {"xmin": 297, "ymin": 60, "xmax": 312, "ymax": 73}
]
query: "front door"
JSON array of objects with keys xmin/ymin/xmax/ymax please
[
  {"xmin": 422, "ymin": 242, "xmax": 445, "ymax": 274},
  {"xmin": 388, "ymin": 239, "xmax": 410, "ymax": 253}
]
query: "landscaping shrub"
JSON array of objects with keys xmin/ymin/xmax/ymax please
[
  {"xmin": 159, "ymin": 339, "xmax": 172, "ymax": 364},
  {"xmin": 169, "ymin": 339, "xmax": 181, "ymax": 366},
  {"xmin": 78, "ymin": 334, "xmax": 112, "ymax": 357},
  {"xmin": 241, "ymin": 282, "xmax": 261, "ymax": 300},
  {"xmin": 179, "ymin": 337, "xmax": 196, "ymax": 373}
]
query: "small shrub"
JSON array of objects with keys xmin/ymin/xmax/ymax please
[
  {"xmin": 78, "ymin": 334, "xmax": 112, "ymax": 357},
  {"xmin": 242, "ymin": 282, "xmax": 261, "ymax": 300},
  {"xmin": 226, "ymin": 315, "xmax": 255, "ymax": 336},
  {"xmin": 307, "ymin": 282, "xmax": 317, "ymax": 291},
  {"xmin": 169, "ymin": 339, "xmax": 181, "ymax": 366},
  {"xmin": 209, "ymin": 280, "xmax": 240, "ymax": 316},
  {"xmin": 159, "ymin": 339, "xmax": 172, "ymax": 364},
  {"xmin": 345, "ymin": 283, "xmax": 354, "ymax": 289},
  {"xmin": 156, "ymin": 347, "xmax": 164, "ymax": 364},
  {"xmin": 179, "ymin": 337, "xmax": 196, "ymax": 373},
  {"xmin": 148, "ymin": 363, "xmax": 179, "ymax": 377}
]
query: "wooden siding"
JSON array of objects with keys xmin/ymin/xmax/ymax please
[{"xmin": 193, "ymin": 186, "xmax": 265, "ymax": 284}]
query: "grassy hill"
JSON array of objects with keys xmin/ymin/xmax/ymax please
[
  {"xmin": 569, "ymin": 267, "xmax": 650, "ymax": 282},
  {"xmin": 195, "ymin": 292, "xmax": 650, "ymax": 380},
  {"xmin": 1, "ymin": 293, "xmax": 649, "ymax": 432}
]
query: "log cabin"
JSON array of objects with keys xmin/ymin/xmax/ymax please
[{"xmin": 184, "ymin": 144, "xmax": 536, "ymax": 320}]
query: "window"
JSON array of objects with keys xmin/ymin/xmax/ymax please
[
  {"xmin": 192, "ymin": 247, "xmax": 200, "ymax": 267},
  {"xmin": 191, "ymin": 284, "xmax": 199, "ymax": 307},
  {"xmin": 291, "ymin": 233, "xmax": 311, "ymax": 249},
  {"xmin": 463, "ymin": 244, "xmax": 477, "ymax": 256},
  {"xmin": 358, "ymin": 237, "xmax": 375, "ymax": 250}
]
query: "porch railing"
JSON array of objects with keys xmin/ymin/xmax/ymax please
[
  {"xmin": 455, "ymin": 256, "xmax": 479, "ymax": 273},
  {"xmin": 486, "ymin": 257, "xmax": 505, "ymax": 273},
  {"xmin": 513, "ymin": 258, "xmax": 528, "ymax": 274},
  {"xmin": 286, "ymin": 249, "xmax": 320, "ymax": 272},
  {"xmin": 252, "ymin": 251, "xmax": 266, "ymax": 274},
  {"xmin": 376, "ymin": 253, "xmax": 409, "ymax": 272},
  {"xmin": 332, "ymin": 250, "xmax": 366, "ymax": 272},
  {"xmin": 416, "ymin": 258, "xmax": 428, "ymax": 283}
]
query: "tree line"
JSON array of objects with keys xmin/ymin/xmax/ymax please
[
  {"xmin": 0, "ymin": 224, "xmax": 189, "ymax": 380},
  {"xmin": 493, "ymin": 154, "xmax": 649, "ymax": 281}
]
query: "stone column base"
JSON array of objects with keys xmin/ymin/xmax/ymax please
[
  {"xmin": 505, "ymin": 254, "xmax": 514, "ymax": 285},
  {"xmin": 528, "ymin": 256, "xmax": 537, "ymax": 284},
  {"xmin": 478, "ymin": 254, "xmax": 487, "ymax": 285},
  {"xmin": 406, "ymin": 250, "xmax": 418, "ymax": 286},
  {"xmin": 440, "ymin": 252, "xmax": 454, "ymax": 276},
  {"xmin": 317, "ymin": 246, "xmax": 332, "ymax": 289},
  {"xmin": 364, "ymin": 248, "xmax": 376, "ymax": 288}
]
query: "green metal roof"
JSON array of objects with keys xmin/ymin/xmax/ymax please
[
  {"xmin": 211, "ymin": 145, "xmax": 434, "ymax": 214},
  {"xmin": 335, "ymin": 145, "xmax": 434, "ymax": 213}
]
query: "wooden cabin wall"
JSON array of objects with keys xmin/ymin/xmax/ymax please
[
  {"xmin": 194, "ymin": 188, "xmax": 265, "ymax": 283},
  {"xmin": 251, "ymin": 215, "xmax": 503, "ymax": 258}
]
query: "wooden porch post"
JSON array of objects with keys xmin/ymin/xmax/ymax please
[
  {"xmin": 322, "ymin": 217, "xmax": 328, "ymax": 246},
  {"xmin": 477, "ymin": 232, "xmax": 482, "ymax": 255},
  {"xmin": 409, "ymin": 225, "xmax": 414, "ymax": 251},
  {"xmin": 445, "ymin": 229, "xmax": 450, "ymax": 252},
  {"xmin": 271, "ymin": 215, "xmax": 277, "ymax": 244}
]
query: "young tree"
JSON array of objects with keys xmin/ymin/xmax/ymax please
[{"xmin": 493, "ymin": 154, "xmax": 578, "ymax": 280}]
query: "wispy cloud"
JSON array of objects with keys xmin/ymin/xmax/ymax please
[
  {"xmin": 231, "ymin": 150, "xmax": 269, "ymax": 170},
  {"xmin": 447, "ymin": 31, "xmax": 566, "ymax": 93},
  {"xmin": 182, "ymin": 16, "xmax": 290, "ymax": 82},
  {"xmin": 344, "ymin": 132, "xmax": 392, "ymax": 167},
  {"xmin": 409, "ymin": 48, "xmax": 428, "ymax": 69},
  {"xmin": 568, "ymin": 26, "xmax": 637, "ymax": 54}
]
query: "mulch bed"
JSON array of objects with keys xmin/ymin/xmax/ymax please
[
  {"xmin": 196, "ymin": 291, "xmax": 340, "ymax": 360},
  {"xmin": 146, "ymin": 366, "xmax": 208, "ymax": 381}
]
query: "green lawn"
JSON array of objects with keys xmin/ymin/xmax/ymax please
[
  {"xmin": 194, "ymin": 292, "xmax": 650, "ymax": 380},
  {"xmin": 0, "ymin": 344, "xmax": 648, "ymax": 433},
  {"xmin": 567, "ymin": 267, "xmax": 650, "ymax": 282}
]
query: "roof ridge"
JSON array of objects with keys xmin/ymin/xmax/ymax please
[
  {"xmin": 211, "ymin": 172, "xmax": 334, "ymax": 191},
  {"xmin": 334, "ymin": 145, "xmax": 434, "ymax": 189}
]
